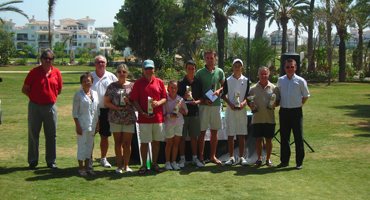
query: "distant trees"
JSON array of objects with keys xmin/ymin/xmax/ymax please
[
  {"xmin": 0, "ymin": 29, "xmax": 16, "ymax": 65},
  {"xmin": 48, "ymin": 0, "xmax": 57, "ymax": 51}
]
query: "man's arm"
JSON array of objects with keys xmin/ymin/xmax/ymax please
[
  {"xmin": 302, "ymin": 97, "xmax": 308, "ymax": 105},
  {"xmin": 22, "ymin": 85, "xmax": 31, "ymax": 97}
]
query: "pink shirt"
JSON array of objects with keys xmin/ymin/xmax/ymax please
[{"xmin": 163, "ymin": 94, "xmax": 188, "ymax": 126}]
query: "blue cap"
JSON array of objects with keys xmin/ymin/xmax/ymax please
[{"xmin": 143, "ymin": 60, "xmax": 155, "ymax": 68}]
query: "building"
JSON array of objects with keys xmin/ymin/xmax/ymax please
[{"xmin": 1, "ymin": 16, "xmax": 112, "ymax": 55}]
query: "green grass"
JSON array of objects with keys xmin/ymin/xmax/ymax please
[{"xmin": 0, "ymin": 72, "xmax": 370, "ymax": 199}]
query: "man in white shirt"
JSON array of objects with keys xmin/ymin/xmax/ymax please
[
  {"xmin": 276, "ymin": 58, "xmax": 310, "ymax": 170},
  {"xmin": 91, "ymin": 55, "xmax": 118, "ymax": 168}
]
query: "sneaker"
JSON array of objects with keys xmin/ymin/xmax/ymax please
[
  {"xmin": 125, "ymin": 168, "xmax": 132, "ymax": 173},
  {"xmin": 240, "ymin": 157, "xmax": 248, "ymax": 166},
  {"xmin": 89, "ymin": 159, "xmax": 93, "ymax": 169},
  {"xmin": 171, "ymin": 162, "xmax": 180, "ymax": 170},
  {"xmin": 225, "ymin": 157, "xmax": 236, "ymax": 166},
  {"xmin": 178, "ymin": 158, "xmax": 186, "ymax": 168},
  {"xmin": 165, "ymin": 162, "xmax": 173, "ymax": 170},
  {"xmin": 100, "ymin": 158, "xmax": 112, "ymax": 168},
  {"xmin": 192, "ymin": 158, "xmax": 205, "ymax": 167},
  {"xmin": 116, "ymin": 169, "xmax": 122, "ymax": 174}
]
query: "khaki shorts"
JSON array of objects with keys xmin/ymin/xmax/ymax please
[
  {"xmin": 109, "ymin": 122, "xmax": 135, "ymax": 133},
  {"xmin": 138, "ymin": 123, "xmax": 164, "ymax": 143},
  {"xmin": 182, "ymin": 116, "xmax": 201, "ymax": 138},
  {"xmin": 199, "ymin": 105, "xmax": 222, "ymax": 131},
  {"xmin": 164, "ymin": 125, "xmax": 183, "ymax": 138}
]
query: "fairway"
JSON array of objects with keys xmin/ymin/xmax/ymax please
[{"xmin": 0, "ymin": 71, "xmax": 369, "ymax": 199}]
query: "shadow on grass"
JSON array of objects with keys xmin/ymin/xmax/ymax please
[
  {"xmin": 354, "ymin": 134, "xmax": 370, "ymax": 137},
  {"xmin": 331, "ymin": 104, "xmax": 370, "ymax": 132},
  {"xmin": 178, "ymin": 163, "xmax": 296, "ymax": 176}
]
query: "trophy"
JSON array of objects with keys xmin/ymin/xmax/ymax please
[
  {"xmin": 119, "ymin": 90, "xmax": 127, "ymax": 108},
  {"xmin": 267, "ymin": 92, "xmax": 276, "ymax": 110},
  {"xmin": 234, "ymin": 92, "xmax": 241, "ymax": 109},
  {"xmin": 147, "ymin": 97, "xmax": 154, "ymax": 116},
  {"xmin": 172, "ymin": 100, "xmax": 180, "ymax": 116},
  {"xmin": 247, "ymin": 95, "xmax": 258, "ymax": 113},
  {"xmin": 185, "ymin": 86, "xmax": 193, "ymax": 103}
]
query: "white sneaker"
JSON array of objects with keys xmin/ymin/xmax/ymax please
[
  {"xmin": 225, "ymin": 157, "xmax": 236, "ymax": 166},
  {"xmin": 165, "ymin": 162, "xmax": 173, "ymax": 170},
  {"xmin": 116, "ymin": 169, "xmax": 122, "ymax": 173},
  {"xmin": 125, "ymin": 168, "xmax": 132, "ymax": 173},
  {"xmin": 89, "ymin": 159, "xmax": 93, "ymax": 169},
  {"xmin": 240, "ymin": 157, "xmax": 248, "ymax": 166},
  {"xmin": 178, "ymin": 158, "xmax": 186, "ymax": 168},
  {"xmin": 192, "ymin": 158, "xmax": 205, "ymax": 167},
  {"xmin": 171, "ymin": 162, "xmax": 180, "ymax": 170},
  {"xmin": 100, "ymin": 158, "xmax": 111, "ymax": 168}
]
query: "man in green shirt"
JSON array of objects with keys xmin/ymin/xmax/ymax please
[{"xmin": 195, "ymin": 50, "xmax": 225, "ymax": 164}]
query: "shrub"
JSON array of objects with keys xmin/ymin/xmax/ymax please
[{"xmin": 15, "ymin": 58, "xmax": 27, "ymax": 65}]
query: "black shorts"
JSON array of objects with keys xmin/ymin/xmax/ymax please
[
  {"xmin": 99, "ymin": 108, "xmax": 111, "ymax": 137},
  {"xmin": 252, "ymin": 123, "xmax": 275, "ymax": 138}
]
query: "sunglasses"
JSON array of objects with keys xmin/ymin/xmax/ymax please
[
  {"xmin": 285, "ymin": 66, "xmax": 295, "ymax": 69},
  {"xmin": 116, "ymin": 70, "xmax": 127, "ymax": 74},
  {"xmin": 144, "ymin": 67, "xmax": 154, "ymax": 70},
  {"xmin": 43, "ymin": 57, "xmax": 54, "ymax": 61}
]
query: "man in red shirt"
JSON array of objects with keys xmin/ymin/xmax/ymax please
[
  {"xmin": 22, "ymin": 50, "xmax": 63, "ymax": 170},
  {"xmin": 130, "ymin": 59, "xmax": 167, "ymax": 174}
]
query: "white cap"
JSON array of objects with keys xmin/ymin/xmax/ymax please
[{"xmin": 232, "ymin": 58, "xmax": 243, "ymax": 66}]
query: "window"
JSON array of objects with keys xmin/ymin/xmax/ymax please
[
  {"xmin": 55, "ymin": 34, "xmax": 59, "ymax": 39},
  {"xmin": 40, "ymin": 26, "xmax": 42, "ymax": 29},
  {"xmin": 78, "ymin": 43, "xmax": 81, "ymax": 46},
  {"xmin": 83, "ymin": 35, "xmax": 87, "ymax": 38},
  {"xmin": 63, "ymin": 27, "xmax": 67, "ymax": 30},
  {"xmin": 31, "ymin": 35, "xmax": 35, "ymax": 38},
  {"xmin": 31, "ymin": 26, "xmax": 35, "ymax": 30},
  {"xmin": 44, "ymin": 26, "xmax": 47, "ymax": 30},
  {"xmin": 9, "ymin": 26, "xmax": 12, "ymax": 30},
  {"xmin": 78, "ymin": 35, "xmax": 81, "ymax": 38},
  {"xmin": 4, "ymin": 26, "xmax": 8, "ymax": 30},
  {"xmin": 72, "ymin": 42, "xmax": 77, "ymax": 46},
  {"xmin": 100, "ymin": 43, "xmax": 104, "ymax": 47}
]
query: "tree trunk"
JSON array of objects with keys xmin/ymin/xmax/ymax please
[
  {"xmin": 215, "ymin": 14, "xmax": 228, "ymax": 69},
  {"xmin": 357, "ymin": 26, "xmax": 363, "ymax": 70},
  {"xmin": 307, "ymin": 0, "xmax": 315, "ymax": 72},
  {"xmin": 281, "ymin": 17, "xmax": 288, "ymax": 54},
  {"xmin": 338, "ymin": 30, "xmax": 347, "ymax": 82},
  {"xmin": 294, "ymin": 24, "xmax": 298, "ymax": 53},
  {"xmin": 326, "ymin": 0, "xmax": 332, "ymax": 85},
  {"xmin": 254, "ymin": 1, "xmax": 267, "ymax": 39}
]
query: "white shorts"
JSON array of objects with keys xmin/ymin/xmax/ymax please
[
  {"xmin": 109, "ymin": 122, "xmax": 135, "ymax": 133},
  {"xmin": 138, "ymin": 123, "xmax": 164, "ymax": 143},
  {"xmin": 225, "ymin": 106, "xmax": 248, "ymax": 136},
  {"xmin": 77, "ymin": 130, "xmax": 95, "ymax": 161},
  {"xmin": 199, "ymin": 105, "xmax": 222, "ymax": 131},
  {"xmin": 165, "ymin": 124, "xmax": 183, "ymax": 138}
]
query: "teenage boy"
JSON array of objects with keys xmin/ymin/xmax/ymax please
[
  {"xmin": 130, "ymin": 59, "xmax": 167, "ymax": 174},
  {"xmin": 222, "ymin": 59, "xmax": 249, "ymax": 166},
  {"xmin": 177, "ymin": 60, "xmax": 205, "ymax": 168}
]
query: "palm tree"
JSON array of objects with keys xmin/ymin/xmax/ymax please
[
  {"xmin": 207, "ymin": 0, "xmax": 248, "ymax": 69},
  {"xmin": 353, "ymin": 0, "xmax": 370, "ymax": 70},
  {"xmin": 268, "ymin": 0, "xmax": 309, "ymax": 53},
  {"xmin": 0, "ymin": 0, "xmax": 28, "ymax": 23},
  {"xmin": 252, "ymin": 0, "xmax": 272, "ymax": 39},
  {"xmin": 290, "ymin": 7, "xmax": 308, "ymax": 52},
  {"xmin": 330, "ymin": 0, "xmax": 355, "ymax": 82},
  {"xmin": 48, "ymin": 0, "xmax": 57, "ymax": 50}
]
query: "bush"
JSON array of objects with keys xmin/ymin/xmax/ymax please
[
  {"xmin": 78, "ymin": 58, "xmax": 86, "ymax": 65},
  {"xmin": 14, "ymin": 58, "xmax": 27, "ymax": 65}
]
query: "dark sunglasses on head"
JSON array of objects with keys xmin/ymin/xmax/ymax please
[
  {"xmin": 285, "ymin": 66, "xmax": 295, "ymax": 69},
  {"xmin": 144, "ymin": 67, "xmax": 154, "ymax": 70},
  {"xmin": 116, "ymin": 70, "xmax": 127, "ymax": 74},
  {"xmin": 43, "ymin": 57, "xmax": 54, "ymax": 61}
]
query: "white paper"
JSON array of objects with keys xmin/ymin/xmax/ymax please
[{"xmin": 206, "ymin": 89, "xmax": 218, "ymax": 102}]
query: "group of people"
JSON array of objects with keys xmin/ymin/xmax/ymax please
[{"xmin": 22, "ymin": 49, "xmax": 310, "ymax": 176}]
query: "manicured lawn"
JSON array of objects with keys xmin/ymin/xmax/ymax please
[{"xmin": 0, "ymin": 71, "xmax": 369, "ymax": 199}]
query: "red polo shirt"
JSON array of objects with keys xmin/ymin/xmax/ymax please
[
  {"xmin": 130, "ymin": 76, "xmax": 166, "ymax": 123},
  {"xmin": 24, "ymin": 65, "xmax": 63, "ymax": 104}
]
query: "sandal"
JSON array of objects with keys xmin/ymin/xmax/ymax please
[
  {"xmin": 254, "ymin": 160, "xmax": 262, "ymax": 167},
  {"xmin": 151, "ymin": 164, "xmax": 164, "ymax": 173},
  {"xmin": 86, "ymin": 170, "xmax": 96, "ymax": 175},
  {"xmin": 266, "ymin": 160, "xmax": 274, "ymax": 167},
  {"xmin": 138, "ymin": 166, "xmax": 147, "ymax": 175},
  {"xmin": 78, "ymin": 169, "xmax": 87, "ymax": 176}
]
